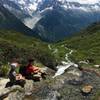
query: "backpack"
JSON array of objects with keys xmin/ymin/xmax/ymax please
[{"xmin": 19, "ymin": 66, "xmax": 27, "ymax": 76}]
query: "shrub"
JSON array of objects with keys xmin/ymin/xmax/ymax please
[{"xmin": 0, "ymin": 64, "xmax": 10, "ymax": 77}]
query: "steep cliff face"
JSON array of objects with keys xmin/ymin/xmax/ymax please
[{"xmin": 0, "ymin": 4, "xmax": 37, "ymax": 37}]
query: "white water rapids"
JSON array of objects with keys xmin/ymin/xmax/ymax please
[{"xmin": 53, "ymin": 49, "xmax": 78, "ymax": 78}]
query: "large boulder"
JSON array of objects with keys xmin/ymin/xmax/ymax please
[
  {"xmin": 0, "ymin": 67, "xmax": 100, "ymax": 100},
  {"xmin": 81, "ymin": 85, "xmax": 93, "ymax": 95},
  {"xmin": 0, "ymin": 79, "xmax": 33, "ymax": 100}
]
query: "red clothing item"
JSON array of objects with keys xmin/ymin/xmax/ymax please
[{"xmin": 26, "ymin": 64, "xmax": 40, "ymax": 74}]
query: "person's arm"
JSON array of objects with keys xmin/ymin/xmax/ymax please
[
  {"xmin": 16, "ymin": 74, "xmax": 25, "ymax": 80},
  {"xmin": 32, "ymin": 66, "xmax": 41, "ymax": 73}
]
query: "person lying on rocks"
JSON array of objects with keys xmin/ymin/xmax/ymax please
[
  {"xmin": 5, "ymin": 59, "xmax": 25, "ymax": 88},
  {"xmin": 25, "ymin": 59, "xmax": 47, "ymax": 81}
]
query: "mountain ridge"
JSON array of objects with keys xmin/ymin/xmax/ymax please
[
  {"xmin": 0, "ymin": 4, "xmax": 38, "ymax": 38},
  {"xmin": 1, "ymin": 0, "xmax": 100, "ymax": 42}
]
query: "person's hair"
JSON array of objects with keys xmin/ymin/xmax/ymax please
[
  {"xmin": 11, "ymin": 58, "xmax": 19, "ymax": 63},
  {"xmin": 28, "ymin": 59, "xmax": 34, "ymax": 63}
]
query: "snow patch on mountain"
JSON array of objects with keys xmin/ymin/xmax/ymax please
[
  {"xmin": 29, "ymin": 3, "xmax": 37, "ymax": 11},
  {"xmin": 60, "ymin": 2, "xmax": 100, "ymax": 12},
  {"xmin": 4, "ymin": 0, "xmax": 100, "ymax": 29},
  {"xmin": 9, "ymin": 0, "xmax": 43, "ymax": 15},
  {"xmin": 5, "ymin": 0, "xmax": 100, "ymax": 16},
  {"xmin": 3, "ymin": 4, "xmax": 21, "ymax": 13},
  {"xmin": 18, "ymin": 0, "xmax": 25, "ymax": 4},
  {"xmin": 40, "ymin": 6, "xmax": 53, "ymax": 13},
  {"xmin": 58, "ymin": 0, "xmax": 100, "ymax": 4},
  {"xmin": 23, "ymin": 14, "xmax": 42, "ymax": 29},
  {"xmin": 3, "ymin": 4, "xmax": 13, "ymax": 11}
]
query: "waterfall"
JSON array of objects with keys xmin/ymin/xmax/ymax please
[{"xmin": 53, "ymin": 49, "xmax": 78, "ymax": 78}]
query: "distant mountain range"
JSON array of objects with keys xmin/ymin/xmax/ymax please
[
  {"xmin": 1, "ymin": 0, "xmax": 100, "ymax": 42},
  {"xmin": 0, "ymin": 3, "xmax": 38, "ymax": 37}
]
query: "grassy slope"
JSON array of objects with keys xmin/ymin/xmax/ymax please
[
  {"xmin": 1, "ymin": 22, "xmax": 100, "ymax": 68},
  {"xmin": 56, "ymin": 23, "xmax": 100, "ymax": 64},
  {"xmin": 0, "ymin": 30, "xmax": 57, "ymax": 69}
]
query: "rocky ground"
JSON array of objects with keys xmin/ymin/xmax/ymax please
[{"xmin": 0, "ymin": 67, "xmax": 100, "ymax": 100}]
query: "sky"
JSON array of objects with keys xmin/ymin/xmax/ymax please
[{"xmin": 66, "ymin": 0, "xmax": 100, "ymax": 4}]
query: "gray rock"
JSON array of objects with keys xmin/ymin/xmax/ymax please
[
  {"xmin": 0, "ymin": 79, "xmax": 33, "ymax": 100},
  {"xmin": 24, "ymin": 80, "xmax": 34, "ymax": 96},
  {"xmin": 0, "ymin": 67, "xmax": 100, "ymax": 100}
]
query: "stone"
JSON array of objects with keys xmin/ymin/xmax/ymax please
[
  {"xmin": 0, "ymin": 78, "xmax": 9, "ymax": 90},
  {"xmin": 0, "ymin": 85, "xmax": 24, "ymax": 100},
  {"xmin": 81, "ymin": 85, "xmax": 93, "ymax": 95},
  {"xmin": 67, "ymin": 69, "xmax": 82, "ymax": 77},
  {"xmin": 0, "ymin": 78, "xmax": 33, "ymax": 100},
  {"xmin": 24, "ymin": 80, "xmax": 33, "ymax": 96},
  {"xmin": 94, "ymin": 65, "xmax": 100, "ymax": 68}
]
